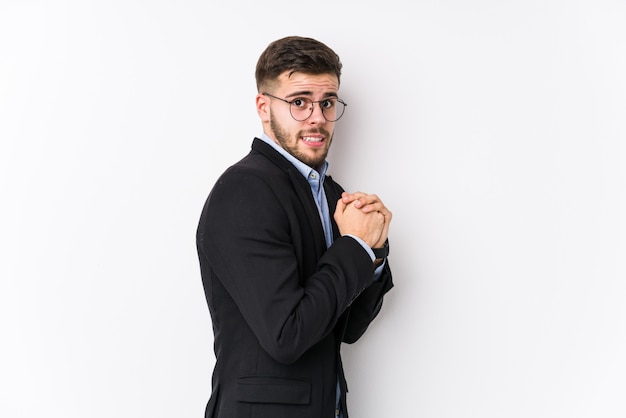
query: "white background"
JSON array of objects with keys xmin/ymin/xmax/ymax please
[{"xmin": 1, "ymin": 1, "xmax": 625, "ymax": 417}]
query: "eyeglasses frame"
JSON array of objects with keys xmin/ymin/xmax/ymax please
[{"xmin": 262, "ymin": 92, "xmax": 347, "ymax": 122}]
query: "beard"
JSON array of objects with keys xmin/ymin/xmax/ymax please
[{"xmin": 270, "ymin": 113, "xmax": 332, "ymax": 169}]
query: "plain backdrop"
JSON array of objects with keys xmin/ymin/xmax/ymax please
[{"xmin": 1, "ymin": 1, "xmax": 625, "ymax": 417}]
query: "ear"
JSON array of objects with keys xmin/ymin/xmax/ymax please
[{"xmin": 256, "ymin": 93, "xmax": 271, "ymax": 122}]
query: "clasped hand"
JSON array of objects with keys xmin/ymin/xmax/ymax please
[{"xmin": 334, "ymin": 191, "xmax": 392, "ymax": 249}]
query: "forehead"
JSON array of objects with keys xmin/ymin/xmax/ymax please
[{"xmin": 275, "ymin": 71, "xmax": 339, "ymax": 94}]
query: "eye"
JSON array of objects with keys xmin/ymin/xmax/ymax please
[
  {"xmin": 291, "ymin": 98, "xmax": 309, "ymax": 108},
  {"xmin": 320, "ymin": 99, "xmax": 335, "ymax": 109}
]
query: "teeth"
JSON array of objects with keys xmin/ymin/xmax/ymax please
[{"xmin": 302, "ymin": 137, "xmax": 321, "ymax": 142}]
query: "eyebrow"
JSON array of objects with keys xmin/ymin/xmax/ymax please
[{"xmin": 285, "ymin": 91, "xmax": 339, "ymax": 99}]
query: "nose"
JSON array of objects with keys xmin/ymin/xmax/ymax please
[{"xmin": 307, "ymin": 102, "xmax": 326, "ymax": 124}]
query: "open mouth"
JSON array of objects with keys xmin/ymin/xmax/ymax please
[{"xmin": 301, "ymin": 136, "xmax": 324, "ymax": 145}]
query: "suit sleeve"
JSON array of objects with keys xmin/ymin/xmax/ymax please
[
  {"xmin": 197, "ymin": 167, "xmax": 376, "ymax": 364},
  {"xmin": 322, "ymin": 175, "xmax": 394, "ymax": 344},
  {"xmin": 342, "ymin": 260, "xmax": 393, "ymax": 344}
]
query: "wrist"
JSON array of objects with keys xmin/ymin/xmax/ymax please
[{"xmin": 371, "ymin": 239, "xmax": 389, "ymax": 260}]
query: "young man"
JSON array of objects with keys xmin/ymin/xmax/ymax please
[{"xmin": 196, "ymin": 36, "xmax": 394, "ymax": 418}]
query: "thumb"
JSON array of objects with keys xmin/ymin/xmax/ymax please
[{"xmin": 334, "ymin": 197, "xmax": 347, "ymax": 216}]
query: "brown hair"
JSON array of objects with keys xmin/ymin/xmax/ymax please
[{"xmin": 255, "ymin": 36, "xmax": 342, "ymax": 92}]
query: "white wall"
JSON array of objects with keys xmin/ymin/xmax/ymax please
[{"xmin": 1, "ymin": 1, "xmax": 625, "ymax": 417}]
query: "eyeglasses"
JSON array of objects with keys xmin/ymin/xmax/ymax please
[{"xmin": 262, "ymin": 92, "xmax": 347, "ymax": 122}]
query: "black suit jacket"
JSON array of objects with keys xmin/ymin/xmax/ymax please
[{"xmin": 196, "ymin": 138, "xmax": 393, "ymax": 417}]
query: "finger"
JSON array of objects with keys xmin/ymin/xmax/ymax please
[
  {"xmin": 341, "ymin": 191, "xmax": 367, "ymax": 204},
  {"xmin": 374, "ymin": 212, "xmax": 391, "ymax": 248},
  {"xmin": 359, "ymin": 200, "xmax": 389, "ymax": 214},
  {"xmin": 356, "ymin": 193, "xmax": 382, "ymax": 209},
  {"xmin": 359, "ymin": 201, "xmax": 382, "ymax": 213},
  {"xmin": 335, "ymin": 197, "xmax": 347, "ymax": 214}
]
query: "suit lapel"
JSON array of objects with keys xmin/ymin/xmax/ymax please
[
  {"xmin": 323, "ymin": 176, "xmax": 342, "ymax": 241},
  {"xmin": 252, "ymin": 138, "xmax": 327, "ymax": 257}
]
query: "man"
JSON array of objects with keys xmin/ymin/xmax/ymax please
[{"xmin": 196, "ymin": 35, "xmax": 394, "ymax": 418}]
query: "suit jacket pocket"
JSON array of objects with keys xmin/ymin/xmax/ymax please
[{"xmin": 236, "ymin": 376, "xmax": 311, "ymax": 405}]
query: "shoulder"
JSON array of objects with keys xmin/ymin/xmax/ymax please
[{"xmin": 214, "ymin": 150, "xmax": 286, "ymax": 192}]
